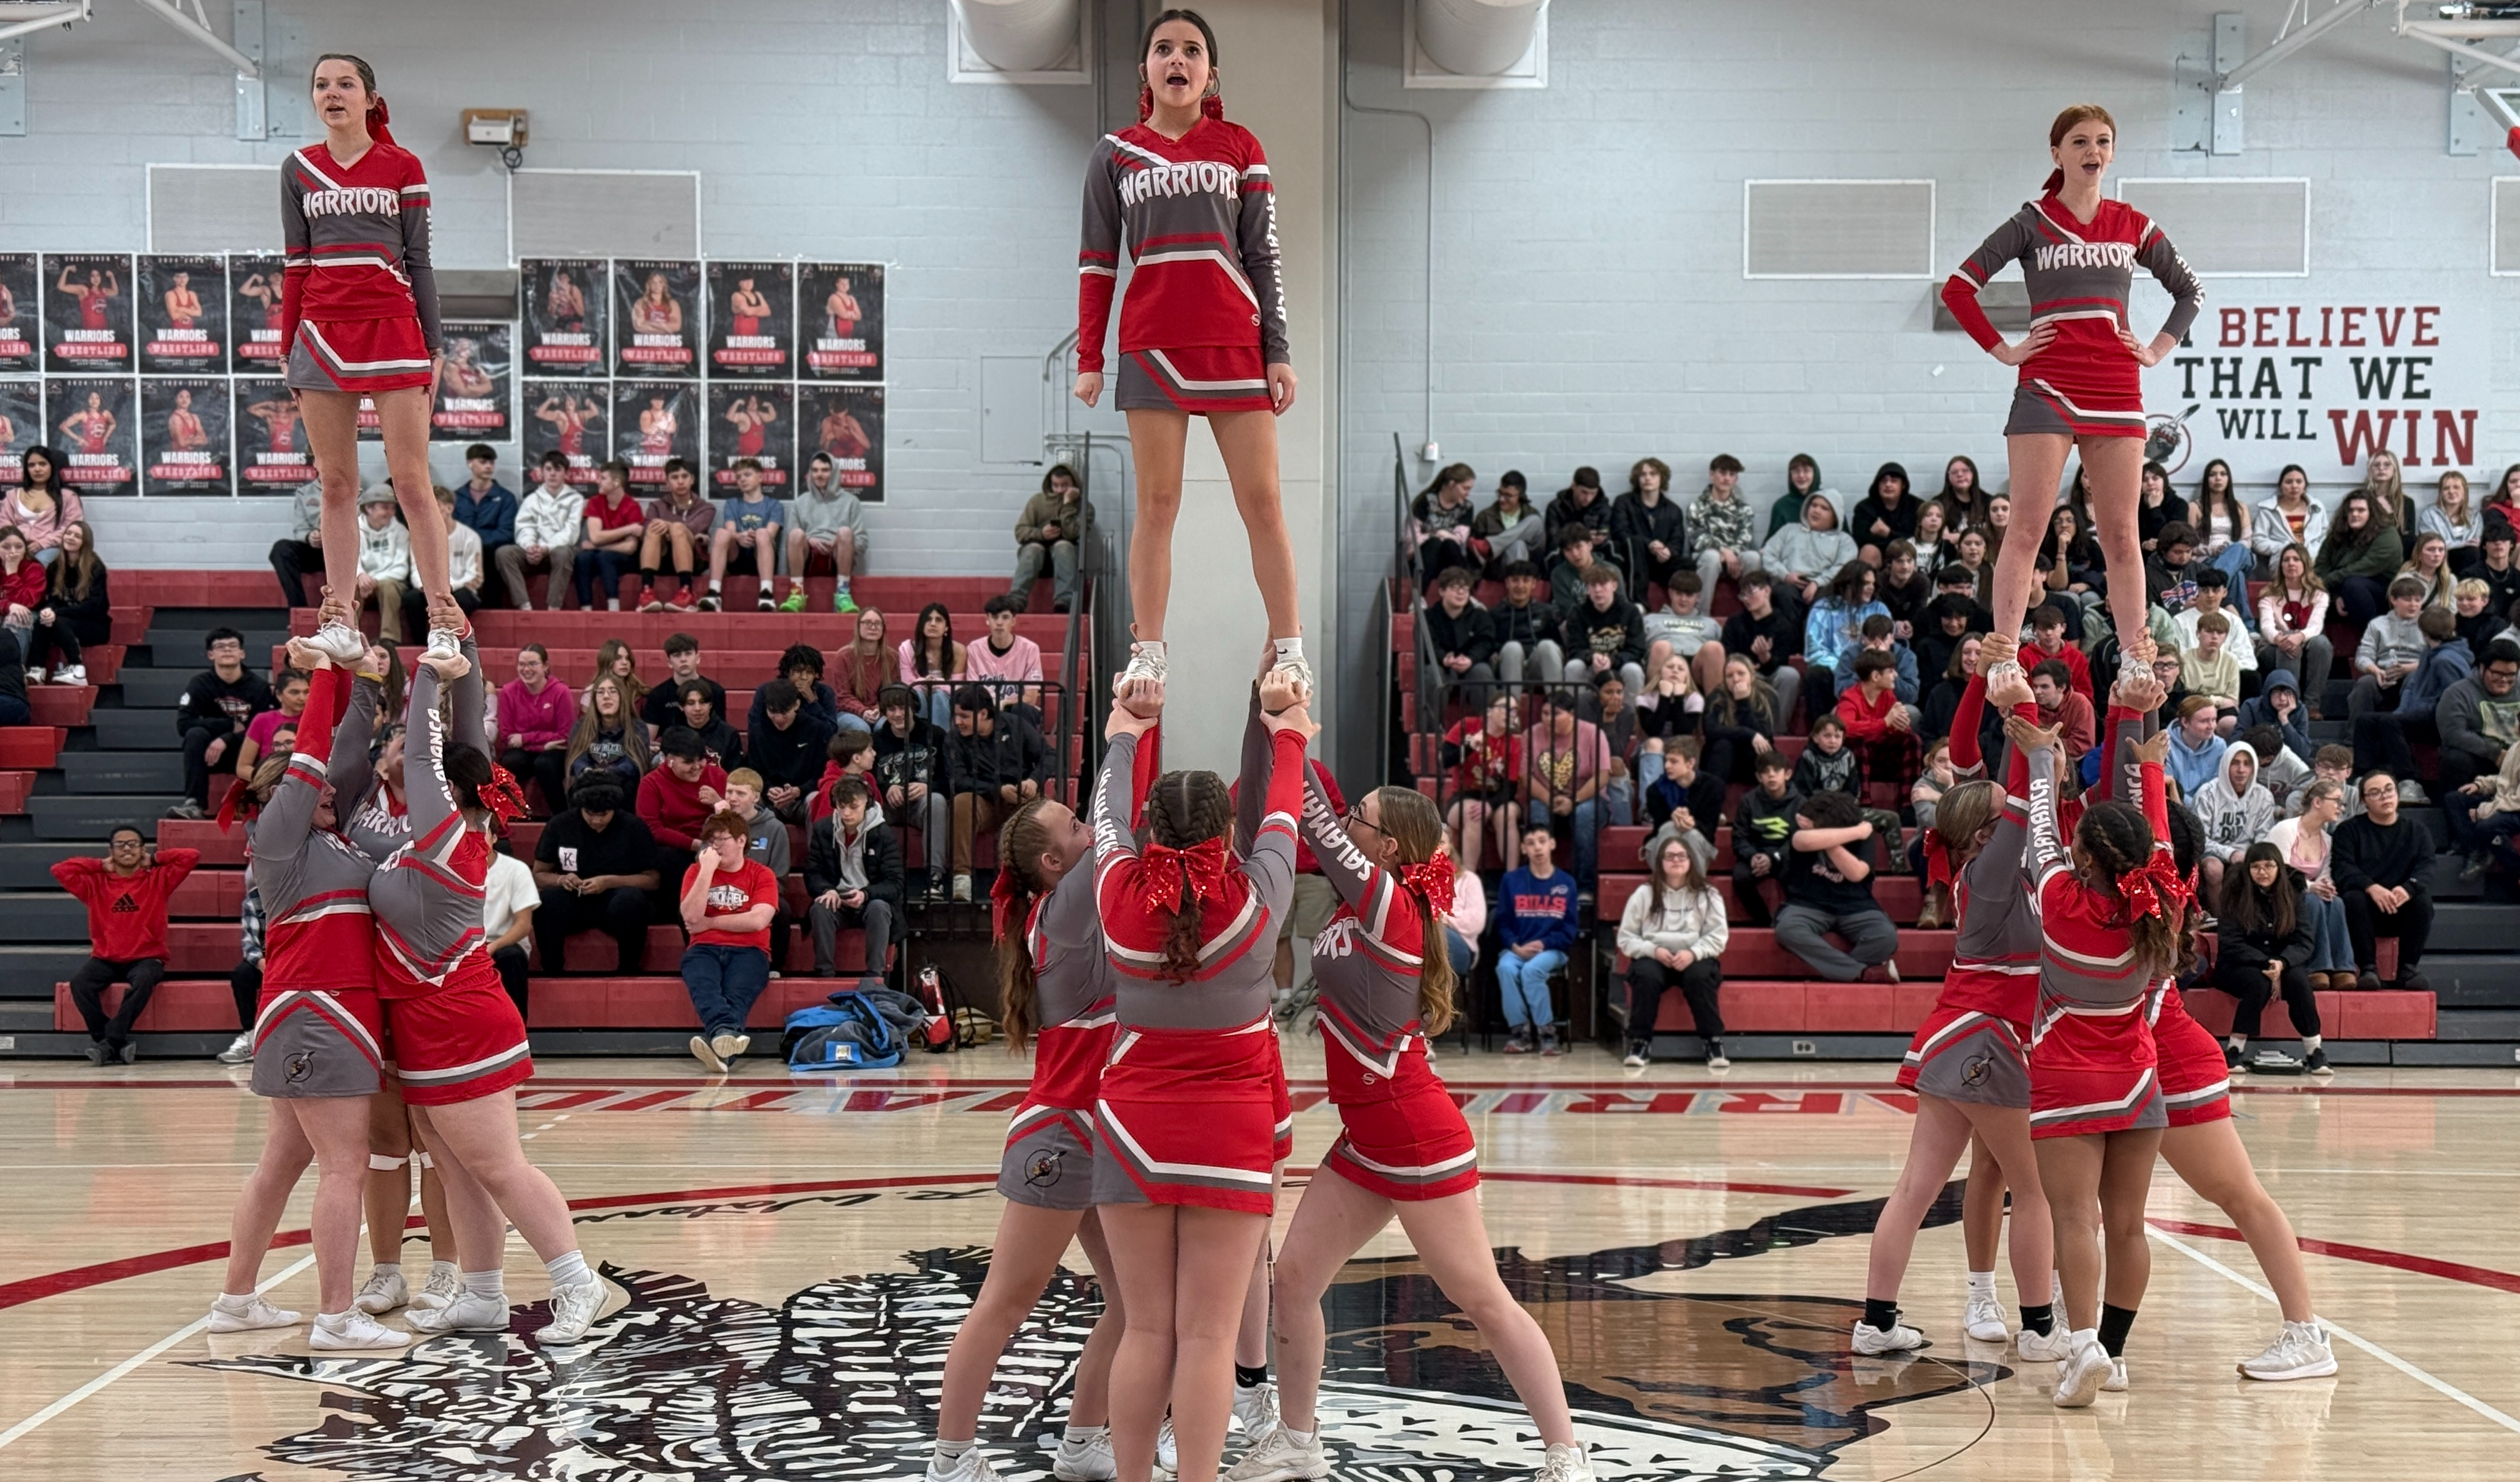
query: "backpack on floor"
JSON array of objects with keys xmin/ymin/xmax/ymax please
[{"xmin": 781, "ymin": 985, "xmax": 902, "ymax": 1070}]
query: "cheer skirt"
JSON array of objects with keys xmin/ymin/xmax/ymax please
[
  {"xmin": 2029, "ymin": 1009, "xmax": 2166, "ymax": 1138},
  {"xmin": 2152, "ymin": 986, "xmax": 2234, "ymax": 1128},
  {"xmin": 288, "ymin": 316, "xmax": 434, "ymax": 394},
  {"xmin": 383, "ymin": 952, "xmax": 534, "ymax": 1106},
  {"xmin": 249, "ymin": 985, "xmax": 384, "ymax": 1099},
  {"xmin": 1001, "ymin": 1102, "xmax": 1099, "ymax": 1211},
  {"xmin": 1897, "ymin": 1006, "xmax": 2032, "ymax": 1110},
  {"xmin": 1092, "ymin": 1018, "xmax": 1289, "ymax": 1214},
  {"xmin": 2006, "ymin": 378, "xmax": 2146, "ymax": 440},
  {"xmin": 1115, "ymin": 346, "xmax": 1273, "ymax": 416}
]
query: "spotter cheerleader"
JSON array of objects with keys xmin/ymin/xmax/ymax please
[
  {"xmin": 1092, "ymin": 676, "xmax": 1311, "ymax": 1482},
  {"xmin": 1857, "ymin": 663, "xmax": 2062, "ymax": 1364},
  {"xmin": 285, "ymin": 54, "xmax": 460, "ymax": 664},
  {"xmin": 2011, "ymin": 700, "xmax": 2181, "ymax": 1408},
  {"xmin": 364, "ymin": 626, "xmax": 605, "ymax": 1344},
  {"xmin": 1076, "ymin": 9, "xmax": 1308, "ymax": 699},
  {"xmin": 926, "ymin": 796, "xmax": 1129, "ymax": 1482},
  {"xmin": 209, "ymin": 642, "xmax": 402, "ymax": 1351},
  {"xmin": 1942, "ymin": 104, "xmax": 2202, "ymax": 680},
  {"xmin": 1231, "ymin": 763, "xmax": 1589, "ymax": 1482}
]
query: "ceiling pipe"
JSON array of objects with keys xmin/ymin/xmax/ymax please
[
  {"xmin": 951, "ymin": 0, "xmax": 1077, "ymax": 74},
  {"xmin": 128, "ymin": 0, "xmax": 258, "ymax": 76},
  {"xmin": 0, "ymin": 1, "xmax": 90, "ymax": 47},
  {"xmin": 1415, "ymin": 0, "xmax": 1544, "ymax": 77}
]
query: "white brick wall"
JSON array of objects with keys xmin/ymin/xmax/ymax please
[{"xmin": 1, "ymin": 0, "xmax": 1101, "ymax": 572}]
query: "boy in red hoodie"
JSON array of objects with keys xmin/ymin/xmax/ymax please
[
  {"xmin": 1835, "ymin": 649, "xmax": 1922, "ymax": 794},
  {"xmin": 637, "ymin": 728, "xmax": 728, "ymax": 876},
  {"xmin": 54, "ymin": 828, "xmax": 201, "ymax": 1063}
]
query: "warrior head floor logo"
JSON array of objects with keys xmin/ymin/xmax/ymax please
[{"xmin": 198, "ymin": 1187, "xmax": 1996, "ymax": 1481}]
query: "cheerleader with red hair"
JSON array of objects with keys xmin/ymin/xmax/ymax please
[
  {"xmin": 1092, "ymin": 672, "xmax": 1312, "ymax": 1482},
  {"xmin": 1229, "ymin": 762, "xmax": 1591, "ymax": 1482}
]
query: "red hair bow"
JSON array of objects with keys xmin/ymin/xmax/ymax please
[
  {"xmin": 1401, "ymin": 854, "xmax": 1457, "ymax": 918},
  {"xmin": 1921, "ymin": 833, "xmax": 1955, "ymax": 889},
  {"xmin": 991, "ymin": 867, "xmax": 1025, "ymax": 940},
  {"xmin": 2118, "ymin": 854, "xmax": 2188, "ymax": 924},
  {"xmin": 1142, "ymin": 836, "xmax": 1231, "ymax": 914},
  {"xmin": 479, "ymin": 761, "xmax": 531, "ymax": 833}
]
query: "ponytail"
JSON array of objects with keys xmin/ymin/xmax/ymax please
[
  {"xmin": 993, "ymin": 801, "xmax": 1058, "ymax": 1049},
  {"xmin": 2074, "ymin": 799, "xmax": 2180, "ymax": 983},
  {"xmin": 1371, "ymin": 786, "xmax": 1459, "ymax": 1038}
]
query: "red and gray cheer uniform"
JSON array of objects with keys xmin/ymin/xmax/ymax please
[
  {"xmin": 1899, "ymin": 677, "xmax": 2038, "ymax": 1109},
  {"xmin": 1295, "ymin": 774, "xmax": 1479, "ymax": 1201},
  {"xmin": 2022, "ymin": 733, "xmax": 2169, "ymax": 1138},
  {"xmin": 281, "ymin": 141, "xmax": 441, "ymax": 394},
  {"xmin": 248, "ymin": 664, "xmax": 384, "ymax": 1099},
  {"xmin": 365, "ymin": 639, "xmax": 531, "ymax": 1106},
  {"xmin": 1076, "ymin": 109, "xmax": 1288, "ymax": 414},
  {"xmin": 1941, "ymin": 195, "xmax": 2201, "ymax": 438},
  {"xmin": 999, "ymin": 864, "xmax": 1118, "ymax": 1212},
  {"xmin": 1090, "ymin": 722, "xmax": 1305, "ymax": 1214}
]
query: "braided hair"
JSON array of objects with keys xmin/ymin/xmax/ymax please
[
  {"xmin": 1143, "ymin": 768, "xmax": 1233, "ymax": 983},
  {"xmin": 2075, "ymin": 799, "xmax": 2179, "ymax": 983},
  {"xmin": 994, "ymin": 799, "xmax": 1059, "ymax": 1049}
]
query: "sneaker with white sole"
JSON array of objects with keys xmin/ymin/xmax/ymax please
[
  {"xmin": 711, "ymin": 1031, "xmax": 749, "ymax": 1069},
  {"xmin": 2052, "ymin": 1331, "xmax": 2109, "ymax": 1408},
  {"xmin": 690, "ymin": 1034, "xmax": 729, "ymax": 1073},
  {"xmin": 309, "ymin": 622, "xmax": 369, "ymax": 664},
  {"xmin": 405, "ymin": 1289, "xmax": 508, "ymax": 1334},
  {"xmin": 354, "ymin": 1268, "xmax": 408, "ymax": 1314},
  {"xmin": 926, "ymin": 1446, "xmax": 1000, "ymax": 1482},
  {"xmin": 1222, "ymin": 1424, "xmax": 1328, "ymax": 1482},
  {"xmin": 1537, "ymin": 1443, "xmax": 1595, "ymax": 1482},
  {"xmin": 52, "ymin": 663, "xmax": 86, "ymax": 686},
  {"xmin": 422, "ymin": 623, "xmax": 465, "ymax": 661},
  {"xmin": 2239, "ymin": 1319, "xmax": 2338, "ymax": 1381},
  {"xmin": 311, "ymin": 1309, "xmax": 410, "ymax": 1350},
  {"xmin": 2016, "ymin": 1324, "xmax": 2072, "ymax": 1361},
  {"xmin": 1112, "ymin": 641, "xmax": 1168, "ymax": 699},
  {"xmin": 756, "ymin": 588, "xmax": 778, "ymax": 612},
  {"xmin": 2101, "ymin": 1355, "xmax": 2129, "ymax": 1392},
  {"xmin": 207, "ymin": 1294, "xmax": 301, "ymax": 1332},
  {"xmin": 1156, "ymin": 1417, "xmax": 1178, "ymax": 1476},
  {"xmin": 412, "ymin": 1263, "xmax": 460, "ymax": 1311},
  {"xmin": 1234, "ymin": 1379, "xmax": 1282, "ymax": 1443},
  {"xmin": 218, "ymin": 1032, "xmax": 253, "ymax": 1064},
  {"xmin": 1621, "ymin": 1044, "xmax": 1648, "ymax": 1069},
  {"xmin": 1964, "ymin": 1288, "xmax": 2008, "ymax": 1342},
  {"xmin": 1852, "ymin": 1318, "xmax": 1928, "ymax": 1355},
  {"xmin": 538, "ymin": 1275, "xmax": 607, "ymax": 1343},
  {"xmin": 1051, "ymin": 1429, "xmax": 1116, "ymax": 1481}
]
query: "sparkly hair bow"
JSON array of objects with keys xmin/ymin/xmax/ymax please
[
  {"xmin": 1400, "ymin": 854, "xmax": 1457, "ymax": 918},
  {"xmin": 479, "ymin": 761, "xmax": 531, "ymax": 832},
  {"xmin": 2118, "ymin": 853, "xmax": 2189, "ymax": 924},
  {"xmin": 1142, "ymin": 836, "xmax": 1231, "ymax": 914}
]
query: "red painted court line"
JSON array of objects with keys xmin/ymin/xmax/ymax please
[
  {"xmin": 11, "ymin": 1077, "xmax": 2520, "ymax": 1098},
  {"xmin": 2150, "ymin": 1218, "xmax": 2520, "ymax": 1296}
]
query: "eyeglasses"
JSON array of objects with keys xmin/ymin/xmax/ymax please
[{"xmin": 1342, "ymin": 808, "xmax": 1385, "ymax": 838}]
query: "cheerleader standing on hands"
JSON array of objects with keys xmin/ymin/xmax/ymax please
[
  {"xmin": 1076, "ymin": 9, "xmax": 1309, "ymax": 698},
  {"xmin": 1092, "ymin": 674, "xmax": 1311, "ymax": 1482},
  {"xmin": 284, "ymin": 55, "xmax": 461, "ymax": 663},
  {"xmin": 926, "ymin": 797, "xmax": 1130, "ymax": 1482},
  {"xmin": 1229, "ymin": 764, "xmax": 1588, "ymax": 1482},
  {"xmin": 1942, "ymin": 104, "xmax": 2202, "ymax": 681}
]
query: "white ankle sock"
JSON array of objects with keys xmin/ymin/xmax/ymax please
[
  {"xmin": 316, "ymin": 1309, "xmax": 355, "ymax": 1328},
  {"xmin": 371, "ymin": 1261, "xmax": 402, "ymax": 1281},
  {"xmin": 547, "ymin": 1249, "xmax": 592, "ymax": 1287},
  {"xmin": 214, "ymin": 1291, "xmax": 256, "ymax": 1311},
  {"xmin": 2301, "ymin": 1034, "xmax": 2321, "ymax": 1054},
  {"xmin": 2229, "ymin": 1034, "xmax": 2248, "ymax": 1051},
  {"xmin": 1062, "ymin": 1424, "xmax": 1108, "ymax": 1443},
  {"xmin": 1282, "ymin": 1427, "xmax": 1315, "ymax": 1446},
  {"xmin": 1966, "ymin": 1270, "xmax": 1996, "ymax": 1298},
  {"xmin": 461, "ymin": 1269, "xmax": 504, "ymax": 1299},
  {"xmin": 934, "ymin": 1438, "xmax": 974, "ymax": 1460}
]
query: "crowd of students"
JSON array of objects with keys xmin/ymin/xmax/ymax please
[
  {"xmin": 0, "ymin": 445, "xmax": 112, "ymax": 720},
  {"xmin": 1413, "ymin": 450, "xmax": 2520, "ymax": 1063}
]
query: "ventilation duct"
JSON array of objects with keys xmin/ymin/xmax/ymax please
[
  {"xmin": 951, "ymin": 0, "xmax": 1078, "ymax": 75},
  {"xmin": 1415, "ymin": 0, "xmax": 1544, "ymax": 77}
]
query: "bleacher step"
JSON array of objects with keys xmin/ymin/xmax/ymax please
[
  {"xmin": 2426, "ymin": 905, "xmax": 2509, "ymax": 953},
  {"xmin": 0, "ymin": 944, "xmax": 103, "ymax": 997},
  {"xmin": 2433, "ymin": 1009, "xmax": 2520, "ymax": 1041},
  {"xmin": 26, "ymin": 796, "xmax": 182, "ymax": 841},
  {"xmin": 0, "ymin": 841, "xmax": 88, "ymax": 889},
  {"xmin": 92, "ymin": 709, "xmax": 178, "ymax": 751},
  {"xmin": 59, "ymin": 752, "xmax": 185, "ymax": 795},
  {"xmin": 0, "ymin": 893, "xmax": 98, "ymax": 941},
  {"xmin": 114, "ymin": 671, "xmax": 208, "ymax": 709},
  {"xmin": 2423, "ymin": 958, "xmax": 2520, "ymax": 1009}
]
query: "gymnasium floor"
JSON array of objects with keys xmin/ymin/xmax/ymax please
[{"xmin": 3, "ymin": 1044, "xmax": 2514, "ymax": 1480}]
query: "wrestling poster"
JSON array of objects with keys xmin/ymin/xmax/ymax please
[
  {"xmin": 44, "ymin": 376, "xmax": 137, "ymax": 493},
  {"xmin": 0, "ymin": 256, "xmax": 40, "ymax": 374},
  {"xmin": 614, "ymin": 379, "xmax": 699, "ymax": 489},
  {"xmin": 136, "ymin": 255, "xmax": 229, "ymax": 374},
  {"xmin": 614, "ymin": 259, "xmax": 701, "ymax": 377},
  {"xmin": 798, "ymin": 261, "xmax": 882, "ymax": 381},
  {"xmin": 797, "ymin": 383, "xmax": 882, "ymax": 503},
  {"xmin": 432, "ymin": 320, "xmax": 513, "ymax": 443},
  {"xmin": 521, "ymin": 379, "xmax": 609, "ymax": 488},
  {"xmin": 521, "ymin": 258, "xmax": 609, "ymax": 372},
  {"xmin": 705, "ymin": 381, "xmax": 794, "ymax": 493},
  {"xmin": 0, "ymin": 380, "xmax": 39, "ymax": 486},
  {"xmin": 228, "ymin": 254, "xmax": 288, "ymax": 370},
  {"xmin": 705, "ymin": 259, "xmax": 792, "ymax": 379},
  {"xmin": 141, "ymin": 376, "xmax": 232, "ymax": 496},
  {"xmin": 41, "ymin": 254, "xmax": 136, "ymax": 374},
  {"xmin": 233, "ymin": 379, "xmax": 311, "ymax": 490}
]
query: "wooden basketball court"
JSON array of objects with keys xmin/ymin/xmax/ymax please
[{"xmin": 2, "ymin": 1046, "xmax": 2514, "ymax": 1479}]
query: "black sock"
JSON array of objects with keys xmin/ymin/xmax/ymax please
[
  {"xmin": 638, "ymin": 568, "xmax": 656, "ymax": 591},
  {"xmin": 1862, "ymin": 1298, "xmax": 1899, "ymax": 1331},
  {"xmin": 2019, "ymin": 1302, "xmax": 2054, "ymax": 1336},
  {"xmin": 2098, "ymin": 1302, "xmax": 2138, "ymax": 1357},
  {"xmin": 1234, "ymin": 1363, "xmax": 1267, "ymax": 1389}
]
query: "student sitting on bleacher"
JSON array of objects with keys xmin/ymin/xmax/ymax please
[
  {"xmin": 782, "ymin": 453, "xmax": 864, "ymax": 614},
  {"xmin": 1731, "ymin": 751, "xmax": 1799, "ymax": 928},
  {"xmin": 1831, "ymin": 615, "xmax": 1918, "ymax": 704},
  {"xmin": 746, "ymin": 679, "xmax": 836, "ymax": 826},
  {"xmin": 640, "ymin": 728, "xmax": 730, "ymax": 874},
  {"xmin": 268, "ymin": 476, "xmax": 326, "ymax": 609},
  {"xmin": 1441, "ymin": 690, "xmax": 1522, "ymax": 877},
  {"xmin": 671, "ymin": 680, "xmax": 746, "ymax": 771},
  {"xmin": 721, "ymin": 769, "xmax": 795, "ymax": 974},
  {"xmin": 1486, "ymin": 560, "xmax": 1564, "ymax": 688},
  {"xmin": 1422, "ymin": 567, "xmax": 1495, "ymax": 698},
  {"xmin": 351, "ymin": 486, "xmax": 413, "ymax": 646},
  {"xmin": 483, "ymin": 835, "xmax": 539, "ymax": 1015},
  {"xmin": 498, "ymin": 453, "xmax": 582, "ymax": 611},
  {"xmin": 2333, "ymin": 770, "xmax": 2436, "ymax": 992},
  {"xmin": 1, "ymin": 523, "xmax": 82, "ymax": 685},
  {"xmin": 1523, "ymin": 688, "xmax": 1614, "ymax": 884},
  {"xmin": 743, "ymin": 643, "xmax": 844, "ymax": 736},
  {"xmin": 1641, "ymin": 734, "xmax": 1724, "ymax": 846},
  {"xmin": 1639, "ymin": 570, "xmax": 1726, "ymax": 698},
  {"xmin": 640, "ymin": 633, "xmax": 726, "ymax": 742},
  {"xmin": 1716, "ymin": 572, "xmax": 1803, "ymax": 728},
  {"xmin": 1774, "ymin": 789, "xmax": 1899, "ymax": 984},
  {"xmin": 1616, "ymin": 831, "xmax": 1728, "ymax": 1070},
  {"xmin": 232, "ymin": 666, "xmax": 308, "ymax": 788},
  {"xmin": 867, "ymin": 684, "xmax": 946, "ymax": 898},
  {"xmin": 496, "ymin": 644, "xmax": 578, "ymax": 816},
  {"xmin": 831, "ymin": 608, "xmax": 892, "ymax": 729},
  {"xmin": 1703, "ymin": 654, "xmax": 1782, "ymax": 786},
  {"xmin": 1912, "ymin": 568, "xmax": 1992, "ymax": 687},
  {"xmin": 1548, "ymin": 524, "xmax": 1622, "ymax": 613},
  {"xmin": 166, "ymin": 628, "xmax": 276, "ymax": 821},
  {"xmin": 1560, "ymin": 564, "xmax": 1647, "ymax": 696},
  {"xmin": 2030, "ymin": 660, "xmax": 2097, "ymax": 771},
  {"xmin": 1008, "ymin": 462, "xmax": 1089, "ymax": 614},
  {"xmin": 54, "ymin": 828, "xmax": 200, "ymax": 1064},
  {"xmin": 944, "ymin": 683, "xmax": 1048, "ymax": 904},
  {"xmin": 452, "ymin": 443, "xmax": 518, "ymax": 587},
  {"xmin": 679, "ymin": 809, "xmax": 782, "ymax": 1072},
  {"xmin": 806, "ymin": 775, "xmax": 902, "ymax": 981},
  {"xmin": 28, "ymin": 518, "xmax": 107, "ymax": 686},
  {"xmin": 964, "ymin": 594, "xmax": 1047, "ymax": 721},
  {"xmin": 532, "ymin": 776, "xmax": 660, "ymax": 975},
  {"xmin": 420, "ymin": 484, "xmax": 486, "ymax": 623},
  {"xmin": 1586, "ymin": 674, "xmax": 1639, "ymax": 826},
  {"xmin": 1494, "ymin": 827, "xmax": 1579, "ymax": 1056},
  {"xmin": 1836, "ymin": 650, "xmax": 1922, "ymax": 801}
]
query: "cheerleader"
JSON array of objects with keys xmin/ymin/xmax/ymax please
[
  {"xmin": 2008, "ymin": 702, "xmax": 2181, "ymax": 1408},
  {"xmin": 210, "ymin": 641, "xmax": 404, "ymax": 1350},
  {"xmin": 1075, "ymin": 9, "xmax": 1308, "ymax": 699},
  {"xmin": 1092, "ymin": 674, "xmax": 1311, "ymax": 1482},
  {"xmin": 366, "ymin": 624, "xmax": 606, "ymax": 1344},
  {"xmin": 286, "ymin": 54, "xmax": 460, "ymax": 664},
  {"xmin": 1856, "ymin": 664, "xmax": 2062, "ymax": 1363},
  {"xmin": 2102, "ymin": 709, "xmax": 2339, "ymax": 1386},
  {"xmin": 1942, "ymin": 104, "xmax": 2202, "ymax": 681},
  {"xmin": 1231, "ymin": 773, "xmax": 1589, "ymax": 1482},
  {"xmin": 926, "ymin": 797, "xmax": 1129, "ymax": 1482}
]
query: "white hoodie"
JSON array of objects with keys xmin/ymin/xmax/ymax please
[{"xmin": 2191, "ymin": 745, "xmax": 2278, "ymax": 863}]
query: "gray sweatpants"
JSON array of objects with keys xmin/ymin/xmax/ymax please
[{"xmin": 1773, "ymin": 903, "xmax": 1899, "ymax": 982}]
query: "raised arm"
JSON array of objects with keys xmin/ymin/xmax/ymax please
[
  {"xmin": 1298, "ymin": 766, "xmax": 1388, "ymax": 914},
  {"xmin": 450, "ymin": 631, "xmax": 485, "ymax": 759},
  {"xmin": 256, "ymin": 664, "xmax": 351, "ymax": 855},
  {"xmin": 1232, "ymin": 686, "xmax": 1266, "ymax": 856},
  {"xmin": 327, "ymin": 667, "xmax": 384, "ymax": 803},
  {"xmin": 401, "ymin": 659, "xmax": 456, "ymax": 843},
  {"xmin": 1237, "ymin": 728, "xmax": 1309, "ymax": 915},
  {"xmin": 1948, "ymin": 673, "xmax": 1989, "ymax": 778}
]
